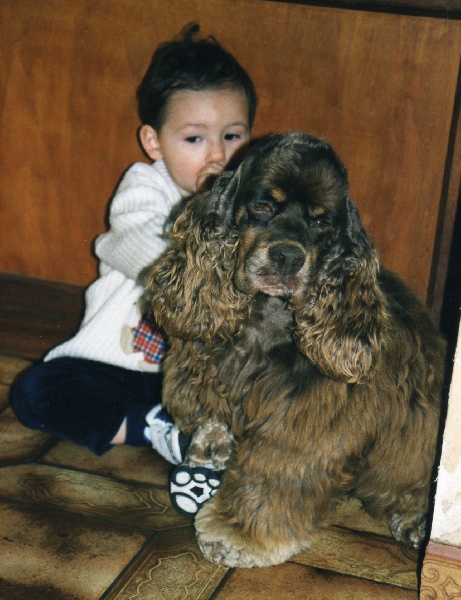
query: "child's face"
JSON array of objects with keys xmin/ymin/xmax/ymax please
[{"xmin": 140, "ymin": 88, "xmax": 251, "ymax": 196}]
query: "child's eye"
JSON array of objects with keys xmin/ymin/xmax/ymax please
[
  {"xmin": 224, "ymin": 133, "xmax": 241, "ymax": 141},
  {"xmin": 184, "ymin": 136, "xmax": 202, "ymax": 144}
]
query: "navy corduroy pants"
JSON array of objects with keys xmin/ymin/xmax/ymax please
[{"xmin": 10, "ymin": 357, "xmax": 163, "ymax": 455}]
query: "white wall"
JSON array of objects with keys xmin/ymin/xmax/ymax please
[{"xmin": 430, "ymin": 320, "xmax": 461, "ymax": 546}]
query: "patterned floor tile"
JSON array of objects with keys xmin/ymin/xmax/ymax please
[
  {"xmin": 0, "ymin": 355, "xmax": 32, "ymax": 385},
  {"xmin": 41, "ymin": 440, "xmax": 172, "ymax": 486},
  {"xmin": 215, "ymin": 561, "xmax": 417, "ymax": 599},
  {"xmin": 332, "ymin": 497, "xmax": 391, "ymax": 537},
  {"xmin": 0, "ymin": 463, "xmax": 188, "ymax": 530},
  {"xmin": 420, "ymin": 541, "xmax": 461, "ymax": 599},
  {"xmin": 0, "ymin": 383, "xmax": 10, "ymax": 410},
  {"xmin": 106, "ymin": 526, "xmax": 228, "ymax": 600},
  {"xmin": 0, "ymin": 500, "xmax": 149, "ymax": 600},
  {"xmin": 292, "ymin": 525, "xmax": 418, "ymax": 589},
  {"xmin": 0, "ymin": 406, "xmax": 54, "ymax": 464}
]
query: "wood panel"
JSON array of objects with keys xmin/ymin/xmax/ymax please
[
  {"xmin": 267, "ymin": 0, "xmax": 461, "ymax": 18},
  {"xmin": 1, "ymin": 0, "xmax": 460, "ymax": 307}
]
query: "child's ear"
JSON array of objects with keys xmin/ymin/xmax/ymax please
[{"xmin": 139, "ymin": 125, "xmax": 163, "ymax": 161}]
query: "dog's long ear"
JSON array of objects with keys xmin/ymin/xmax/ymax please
[
  {"xmin": 294, "ymin": 198, "xmax": 388, "ymax": 383},
  {"xmin": 149, "ymin": 170, "xmax": 253, "ymax": 341}
]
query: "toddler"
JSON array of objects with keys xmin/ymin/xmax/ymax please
[{"xmin": 11, "ymin": 24, "xmax": 257, "ymax": 518}]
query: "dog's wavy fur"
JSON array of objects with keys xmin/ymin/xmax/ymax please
[{"xmin": 149, "ymin": 132, "xmax": 445, "ymax": 568}]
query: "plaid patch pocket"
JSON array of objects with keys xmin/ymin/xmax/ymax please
[{"xmin": 131, "ymin": 310, "xmax": 167, "ymax": 365}]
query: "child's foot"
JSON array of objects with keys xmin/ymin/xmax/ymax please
[
  {"xmin": 170, "ymin": 464, "xmax": 223, "ymax": 518},
  {"xmin": 144, "ymin": 404, "xmax": 224, "ymax": 516},
  {"xmin": 144, "ymin": 404, "xmax": 190, "ymax": 465}
]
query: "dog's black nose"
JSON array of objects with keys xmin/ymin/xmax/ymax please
[{"xmin": 269, "ymin": 243, "xmax": 305, "ymax": 275}]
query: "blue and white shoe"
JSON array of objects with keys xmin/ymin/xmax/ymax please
[{"xmin": 144, "ymin": 404, "xmax": 189, "ymax": 465}]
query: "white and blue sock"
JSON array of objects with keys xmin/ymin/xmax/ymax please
[{"xmin": 144, "ymin": 404, "xmax": 190, "ymax": 464}]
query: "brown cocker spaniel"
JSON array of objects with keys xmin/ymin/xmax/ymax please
[{"xmin": 149, "ymin": 131, "xmax": 445, "ymax": 568}]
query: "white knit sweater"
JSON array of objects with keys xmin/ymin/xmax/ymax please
[{"xmin": 46, "ymin": 160, "xmax": 181, "ymax": 371}]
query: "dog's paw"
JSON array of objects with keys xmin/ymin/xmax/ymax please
[
  {"xmin": 388, "ymin": 513, "xmax": 426, "ymax": 549},
  {"xmin": 186, "ymin": 420, "xmax": 233, "ymax": 470},
  {"xmin": 195, "ymin": 498, "xmax": 303, "ymax": 568}
]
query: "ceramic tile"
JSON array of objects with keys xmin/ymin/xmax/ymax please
[
  {"xmin": 0, "ymin": 406, "xmax": 54, "ymax": 464},
  {"xmin": 0, "ymin": 463, "xmax": 188, "ymax": 530},
  {"xmin": 0, "ymin": 383, "xmax": 10, "ymax": 410},
  {"xmin": 215, "ymin": 562, "xmax": 417, "ymax": 599},
  {"xmin": 0, "ymin": 500, "xmax": 149, "ymax": 600},
  {"xmin": 106, "ymin": 526, "xmax": 228, "ymax": 599},
  {"xmin": 420, "ymin": 541, "xmax": 461, "ymax": 599},
  {"xmin": 292, "ymin": 525, "xmax": 418, "ymax": 589},
  {"xmin": 332, "ymin": 497, "xmax": 391, "ymax": 537},
  {"xmin": 41, "ymin": 440, "xmax": 172, "ymax": 486},
  {"xmin": 0, "ymin": 355, "xmax": 32, "ymax": 384}
]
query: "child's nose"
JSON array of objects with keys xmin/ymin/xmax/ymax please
[{"xmin": 207, "ymin": 140, "xmax": 226, "ymax": 165}]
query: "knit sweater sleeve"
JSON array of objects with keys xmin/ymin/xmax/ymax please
[{"xmin": 95, "ymin": 161, "xmax": 181, "ymax": 281}]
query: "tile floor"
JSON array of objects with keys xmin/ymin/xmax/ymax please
[{"xmin": 0, "ymin": 274, "xmax": 422, "ymax": 598}]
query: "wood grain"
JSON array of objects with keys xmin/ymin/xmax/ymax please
[
  {"xmin": 0, "ymin": 273, "xmax": 84, "ymax": 360},
  {"xmin": 1, "ymin": 0, "xmax": 460, "ymax": 308}
]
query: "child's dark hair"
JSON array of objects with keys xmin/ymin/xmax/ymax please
[{"xmin": 137, "ymin": 24, "xmax": 257, "ymax": 131}]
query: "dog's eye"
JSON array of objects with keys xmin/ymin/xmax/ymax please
[
  {"xmin": 248, "ymin": 200, "xmax": 274, "ymax": 218},
  {"xmin": 309, "ymin": 216, "xmax": 332, "ymax": 238},
  {"xmin": 311, "ymin": 214, "xmax": 328, "ymax": 228}
]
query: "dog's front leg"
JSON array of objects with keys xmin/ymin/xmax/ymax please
[{"xmin": 186, "ymin": 419, "xmax": 233, "ymax": 470}]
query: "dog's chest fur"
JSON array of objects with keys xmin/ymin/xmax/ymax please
[
  {"xmin": 212, "ymin": 295, "xmax": 313, "ymax": 406},
  {"xmin": 237, "ymin": 295, "xmax": 293, "ymax": 353}
]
